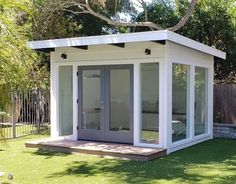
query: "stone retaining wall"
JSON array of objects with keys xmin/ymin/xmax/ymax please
[{"xmin": 214, "ymin": 123, "xmax": 236, "ymax": 139}]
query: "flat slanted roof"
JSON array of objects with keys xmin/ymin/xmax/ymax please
[{"xmin": 27, "ymin": 30, "xmax": 226, "ymax": 59}]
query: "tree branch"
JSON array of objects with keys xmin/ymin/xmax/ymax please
[
  {"xmin": 168, "ymin": 0, "xmax": 198, "ymax": 31},
  {"xmin": 58, "ymin": 0, "xmax": 198, "ymax": 31}
]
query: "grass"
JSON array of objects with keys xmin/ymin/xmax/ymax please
[{"xmin": 0, "ymin": 136, "xmax": 236, "ymax": 184}]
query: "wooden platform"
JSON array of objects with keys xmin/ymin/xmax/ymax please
[{"xmin": 25, "ymin": 139, "xmax": 166, "ymax": 161}]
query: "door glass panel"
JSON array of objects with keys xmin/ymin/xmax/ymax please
[
  {"xmin": 82, "ymin": 70, "xmax": 101, "ymax": 130},
  {"xmin": 195, "ymin": 67, "xmax": 208, "ymax": 135},
  {"xmin": 141, "ymin": 63, "xmax": 159, "ymax": 144},
  {"xmin": 59, "ymin": 66, "xmax": 73, "ymax": 136},
  {"xmin": 172, "ymin": 64, "xmax": 190, "ymax": 142},
  {"xmin": 110, "ymin": 69, "xmax": 130, "ymax": 131}
]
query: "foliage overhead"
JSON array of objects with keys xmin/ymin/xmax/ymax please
[
  {"xmin": 31, "ymin": 0, "xmax": 198, "ymax": 40},
  {"xmin": 0, "ymin": 0, "xmax": 49, "ymax": 91},
  {"xmin": 133, "ymin": 0, "xmax": 236, "ymax": 83},
  {"xmin": 178, "ymin": 0, "xmax": 236, "ymax": 83}
]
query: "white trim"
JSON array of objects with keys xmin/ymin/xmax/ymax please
[
  {"xmin": 162, "ymin": 44, "xmax": 171, "ymax": 149},
  {"xmin": 166, "ymin": 59, "xmax": 173, "ymax": 148},
  {"xmin": 167, "ymin": 134, "xmax": 212, "ymax": 154},
  {"xmin": 136, "ymin": 60, "xmax": 162, "ymax": 148},
  {"xmin": 53, "ymin": 63, "xmax": 77, "ymax": 139},
  {"xmin": 135, "ymin": 142, "xmax": 163, "ymax": 149},
  {"xmin": 50, "ymin": 53, "xmax": 59, "ymax": 138},
  {"xmin": 27, "ymin": 30, "xmax": 167, "ymax": 49},
  {"xmin": 27, "ymin": 30, "xmax": 226, "ymax": 59},
  {"xmin": 54, "ymin": 58, "xmax": 163, "ymax": 147},
  {"xmin": 208, "ymin": 57, "xmax": 214, "ymax": 138},
  {"xmin": 72, "ymin": 64, "xmax": 78, "ymax": 140},
  {"xmin": 189, "ymin": 66, "xmax": 195, "ymax": 139},
  {"xmin": 166, "ymin": 32, "xmax": 226, "ymax": 59},
  {"xmin": 133, "ymin": 63, "xmax": 141, "ymax": 145},
  {"xmin": 158, "ymin": 58, "xmax": 164, "ymax": 148}
]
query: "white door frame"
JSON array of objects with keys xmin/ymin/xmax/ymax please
[{"xmin": 50, "ymin": 57, "xmax": 164, "ymax": 148}]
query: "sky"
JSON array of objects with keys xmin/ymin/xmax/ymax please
[{"xmin": 131, "ymin": 0, "xmax": 152, "ymax": 12}]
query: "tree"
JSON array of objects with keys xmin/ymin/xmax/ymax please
[
  {"xmin": 0, "ymin": 0, "xmax": 49, "ymax": 91},
  {"xmin": 0, "ymin": 0, "xmax": 49, "ymax": 120},
  {"xmin": 31, "ymin": 0, "xmax": 109, "ymax": 39},
  {"xmin": 0, "ymin": 127, "xmax": 6, "ymax": 147},
  {"xmin": 31, "ymin": 0, "xmax": 198, "ymax": 39},
  {"xmin": 131, "ymin": 0, "xmax": 179, "ymax": 32},
  {"xmin": 176, "ymin": 0, "xmax": 236, "ymax": 83},
  {"xmin": 133, "ymin": 0, "xmax": 236, "ymax": 83}
]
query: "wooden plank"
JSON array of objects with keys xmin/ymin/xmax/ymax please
[{"xmin": 25, "ymin": 139, "xmax": 166, "ymax": 161}]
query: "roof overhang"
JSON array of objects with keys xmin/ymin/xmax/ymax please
[{"xmin": 27, "ymin": 30, "xmax": 226, "ymax": 60}]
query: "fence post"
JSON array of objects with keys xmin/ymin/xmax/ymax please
[
  {"xmin": 36, "ymin": 89, "xmax": 40, "ymax": 134},
  {"xmin": 11, "ymin": 92, "xmax": 16, "ymax": 138}
]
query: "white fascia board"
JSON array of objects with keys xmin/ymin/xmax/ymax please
[
  {"xmin": 27, "ymin": 30, "xmax": 168, "ymax": 50},
  {"xmin": 166, "ymin": 31, "xmax": 226, "ymax": 59},
  {"xmin": 27, "ymin": 30, "xmax": 226, "ymax": 59}
]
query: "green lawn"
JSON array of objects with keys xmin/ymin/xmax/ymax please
[{"xmin": 0, "ymin": 136, "xmax": 236, "ymax": 184}]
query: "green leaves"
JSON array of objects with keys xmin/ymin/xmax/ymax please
[
  {"xmin": 177, "ymin": 0, "xmax": 236, "ymax": 83},
  {"xmin": 0, "ymin": 0, "xmax": 49, "ymax": 103},
  {"xmin": 134, "ymin": 0, "xmax": 236, "ymax": 83}
]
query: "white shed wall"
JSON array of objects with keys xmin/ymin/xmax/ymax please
[
  {"xmin": 50, "ymin": 42, "xmax": 166, "ymax": 149},
  {"xmin": 165, "ymin": 41, "xmax": 214, "ymax": 153},
  {"xmin": 50, "ymin": 40, "xmax": 215, "ymax": 153}
]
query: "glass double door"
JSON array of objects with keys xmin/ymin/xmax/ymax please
[{"xmin": 78, "ymin": 65, "xmax": 133, "ymax": 143}]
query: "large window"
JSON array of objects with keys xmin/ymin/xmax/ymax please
[
  {"xmin": 194, "ymin": 67, "xmax": 208, "ymax": 135},
  {"xmin": 59, "ymin": 66, "xmax": 73, "ymax": 136},
  {"xmin": 141, "ymin": 63, "xmax": 159, "ymax": 144},
  {"xmin": 172, "ymin": 64, "xmax": 190, "ymax": 142},
  {"xmin": 81, "ymin": 70, "xmax": 101, "ymax": 130},
  {"xmin": 110, "ymin": 69, "xmax": 130, "ymax": 131}
]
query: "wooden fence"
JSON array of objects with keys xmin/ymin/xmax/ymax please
[
  {"xmin": 0, "ymin": 89, "xmax": 50, "ymax": 139},
  {"xmin": 214, "ymin": 84, "xmax": 236, "ymax": 124}
]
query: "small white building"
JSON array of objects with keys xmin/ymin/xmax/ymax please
[{"xmin": 27, "ymin": 30, "xmax": 226, "ymax": 154}]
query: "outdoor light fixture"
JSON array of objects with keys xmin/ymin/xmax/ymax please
[
  {"xmin": 61, "ymin": 53, "xmax": 67, "ymax": 59},
  {"xmin": 145, "ymin": 48, "xmax": 151, "ymax": 55}
]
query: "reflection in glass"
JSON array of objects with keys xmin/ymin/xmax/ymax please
[
  {"xmin": 172, "ymin": 64, "xmax": 189, "ymax": 142},
  {"xmin": 110, "ymin": 69, "xmax": 130, "ymax": 131},
  {"xmin": 195, "ymin": 67, "xmax": 208, "ymax": 135},
  {"xmin": 82, "ymin": 70, "xmax": 101, "ymax": 130},
  {"xmin": 141, "ymin": 63, "xmax": 159, "ymax": 143},
  {"xmin": 59, "ymin": 66, "xmax": 73, "ymax": 136}
]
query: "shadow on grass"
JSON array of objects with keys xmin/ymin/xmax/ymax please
[
  {"xmin": 28, "ymin": 149, "xmax": 70, "ymax": 159},
  {"xmin": 44, "ymin": 138, "xmax": 236, "ymax": 183}
]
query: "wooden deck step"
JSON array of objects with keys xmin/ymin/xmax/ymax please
[{"xmin": 25, "ymin": 139, "xmax": 166, "ymax": 161}]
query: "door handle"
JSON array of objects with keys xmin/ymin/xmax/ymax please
[
  {"xmin": 82, "ymin": 112, "xmax": 86, "ymax": 128},
  {"xmin": 101, "ymin": 101, "xmax": 104, "ymax": 110}
]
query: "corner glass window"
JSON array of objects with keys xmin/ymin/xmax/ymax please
[
  {"xmin": 59, "ymin": 65, "xmax": 73, "ymax": 136},
  {"xmin": 172, "ymin": 64, "xmax": 190, "ymax": 142},
  {"xmin": 141, "ymin": 63, "xmax": 159, "ymax": 144},
  {"xmin": 194, "ymin": 67, "xmax": 208, "ymax": 136}
]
